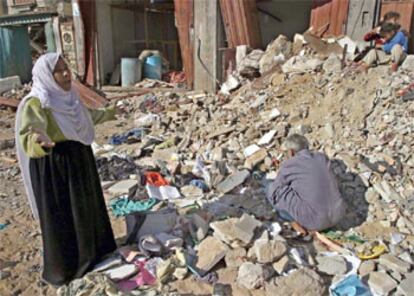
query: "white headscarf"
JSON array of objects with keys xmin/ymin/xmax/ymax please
[{"xmin": 15, "ymin": 53, "xmax": 95, "ymax": 219}]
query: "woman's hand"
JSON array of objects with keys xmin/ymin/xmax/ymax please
[
  {"xmin": 114, "ymin": 100, "xmax": 126, "ymax": 115},
  {"xmin": 31, "ymin": 127, "xmax": 55, "ymax": 148}
]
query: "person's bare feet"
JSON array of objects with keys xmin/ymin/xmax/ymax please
[{"xmin": 391, "ymin": 62, "xmax": 399, "ymax": 72}]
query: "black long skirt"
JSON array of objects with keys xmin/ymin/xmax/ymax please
[{"xmin": 29, "ymin": 140, "xmax": 117, "ymax": 286}]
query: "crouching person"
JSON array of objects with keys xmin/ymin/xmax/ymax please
[
  {"xmin": 362, "ymin": 23, "xmax": 408, "ymax": 72},
  {"xmin": 266, "ymin": 134, "xmax": 346, "ymax": 232}
]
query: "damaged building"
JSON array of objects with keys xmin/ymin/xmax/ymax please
[{"xmin": 0, "ymin": 0, "xmax": 414, "ymax": 93}]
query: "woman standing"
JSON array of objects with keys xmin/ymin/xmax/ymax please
[{"xmin": 15, "ymin": 53, "xmax": 117, "ymax": 286}]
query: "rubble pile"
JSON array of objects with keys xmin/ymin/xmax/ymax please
[
  {"xmin": 2, "ymin": 33, "xmax": 414, "ymax": 296},
  {"xmin": 59, "ymin": 36, "xmax": 414, "ymax": 296}
]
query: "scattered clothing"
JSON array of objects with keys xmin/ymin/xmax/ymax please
[
  {"xmin": 96, "ymin": 155, "xmax": 141, "ymax": 181},
  {"xmin": 190, "ymin": 179, "xmax": 209, "ymax": 192},
  {"xmin": 266, "ymin": 149, "xmax": 346, "ymax": 231},
  {"xmin": 117, "ymin": 261, "xmax": 156, "ymax": 292},
  {"xmin": 144, "ymin": 171, "xmax": 169, "ymax": 186},
  {"xmin": 363, "ymin": 31, "xmax": 384, "ymax": 45},
  {"xmin": 0, "ymin": 223, "xmax": 8, "ymax": 230},
  {"xmin": 110, "ymin": 197, "xmax": 158, "ymax": 217},
  {"xmin": 109, "ymin": 128, "xmax": 146, "ymax": 145},
  {"xmin": 330, "ymin": 274, "xmax": 372, "ymax": 296}
]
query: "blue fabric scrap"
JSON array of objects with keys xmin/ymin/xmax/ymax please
[
  {"xmin": 330, "ymin": 274, "xmax": 372, "ymax": 296},
  {"xmin": 110, "ymin": 197, "xmax": 158, "ymax": 217},
  {"xmin": 109, "ymin": 128, "xmax": 146, "ymax": 145}
]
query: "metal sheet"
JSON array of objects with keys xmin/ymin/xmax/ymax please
[
  {"xmin": 310, "ymin": 0, "xmax": 349, "ymax": 37},
  {"xmin": 219, "ymin": 0, "xmax": 262, "ymax": 49},
  {"xmin": 174, "ymin": 0, "xmax": 194, "ymax": 88},
  {"xmin": 0, "ymin": 26, "xmax": 32, "ymax": 83}
]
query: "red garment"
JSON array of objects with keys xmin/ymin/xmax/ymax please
[
  {"xmin": 144, "ymin": 172, "xmax": 169, "ymax": 187},
  {"xmin": 364, "ymin": 31, "xmax": 385, "ymax": 45}
]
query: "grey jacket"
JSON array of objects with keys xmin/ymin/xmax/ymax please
[{"xmin": 266, "ymin": 149, "xmax": 346, "ymax": 230}]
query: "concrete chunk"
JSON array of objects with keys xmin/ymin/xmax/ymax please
[
  {"xmin": 253, "ymin": 239, "xmax": 287, "ymax": 264},
  {"xmin": 316, "ymin": 255, "xmax": 348, "ymax": 275},
  {"xmin": 196, "ymin": 236, "xmax": 228, "ymax": 274},
  {"xmin": 108, "ymin": 180, "xmax": 138, "ymax": 196},
  {"xmin": 398, "ymin": 272, "xmax": 414, "ymax": 296},
  {"xmin": 272, "ymin": 255, "xmax": 290, "ymax": 274},
  {"xmin": 225, "ymin": 248, "xmax": 246, "ymax": 268},
  {"xmin": 368, "ymin": 272, "xmax": 398, "ymax": 295},
  {"xmin": 234, "ymin": 214, "xmax": 262, "ymax": 244},
  {"xmin": 237, "ymin": 262, "xmax": 265, "ymax": 289},
  {"xmin": 379, "ymin": 254, "xmax": 411, "ymax": 274},
  {"xmin": 216, "ymin": 170, "xmax": 250, "ymax": 194},
  {"xmin": 244, "ymin": 149, "xmax": 267, "ymax": 170},
  {"xmin": 258, "ymin": 130, "xmax": 277, "ymax": 146}
]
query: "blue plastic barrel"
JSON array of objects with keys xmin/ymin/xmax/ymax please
[
  {"xmin": 143, "ymin": 55, "xmax": 162, "ymax": 80},
  {"xmin": 121, "ymin": 58, "xmax": 142, "ymax": 87}
]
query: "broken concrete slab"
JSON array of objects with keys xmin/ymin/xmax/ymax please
[
  {"xmin": 258, "ymin": 130, "xmax": 277, "ymax": 146},
  {"xmin": 368, "ymin": 271, "xmax": 398, "ymax": 295},
  {"xmin": 322, "ymin": 53, "xmax": 342, "ymax": 73},
  {"xmin": 267, "ymin": 268, "xmax": 327, "ymax": 296},
  {"xmin": 211, "ymin": 217, "xmax": 259, "ymax": 248},
  {"xmin": 244, "ymin": 144, "xmax": 261, "ymax": 158},
  {"xmin": 225, "ymin": 248, "xmax": 247, "ymax": 268},
  {"xmin": 316, "ymin": 255, "xmax": 348, "ymax": 276},
  {"xmin": 195, "ymin": 236, "xmax": 228, "ymax": 274},
  {"xmin": 272, "ymin": 255, "xmax": 290, "ymax": 275},
  {"xmin": 252, "ymin": 239, "xmax": 287, "ymax": 264},
  {"xmin": 358, "ymin": 260, "xmax": 376, "ymax": 277},
  {"xmin": 398, "ymin": 272, "xmax": 414, "ymax": 296},
  {"xmin": 259, "ymin": 35, "xmax": 291, "ymax": 74},
  {"xmin": 216, "ymin": 170, "xmax": 250, "ymax": 194},
  {"xmin": 190, "ymin": 214, "xmax": 209, "ymax": 241},
  {"xmin": 379, "ymin": 254, "xmax": 411, "ymax": 274},
  {"xmin": 260, "ymin": 108, "xmax": 281, "ymax": 122},
  {"xmin": 401, "ymin": 55, "xmax": 414, "ymax": 72},
  {"xmin": 211, "ymin": 218, "xmax": 243, "ymax": 247},
  {"xmin": 237, "ymin": 262, "xmax": 265, "ymax": 289},
  {"xmin": 244, "ymin": 149, "xmax": 267, "ymax": 170},
  {"xmin": 108, "ymin": 180, "xmax": 138, "ymax": 196},
  {"xmin": 234, "ymin": 214, "xmax": 262, "ymax": 244}
]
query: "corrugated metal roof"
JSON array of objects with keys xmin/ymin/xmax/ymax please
[
  {"xmin": 310, "ymin": 0, "xmax": 349, "ymax": 37},
  {"xmin": 0, "ymin": 11, "xmax": 57, "ymax": 27}
]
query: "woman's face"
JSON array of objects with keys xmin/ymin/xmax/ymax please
[{"xmin": 53, "ymin": 58, "xmax": 72, "ymax": 91}]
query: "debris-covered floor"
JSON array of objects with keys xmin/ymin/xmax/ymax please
[{"xmin": 1, "ymin": 34, "xmax": 414, "ymax": 296}]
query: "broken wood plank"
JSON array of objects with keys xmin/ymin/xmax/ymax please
[
  {"xmin": 72, "ymin": 80, "xmax": 107, "ymax": 109},
  {"xmin": 0, "ymin": 97, "xmax": 20, "ymax": 109}
]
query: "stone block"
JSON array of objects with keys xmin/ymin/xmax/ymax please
[
  {"xmin": 368, "ymin": 272, "xmax": 398, "ymax": 295},
  {"xmin": 108, "ymin": 180, "xmax": 138, "ymax": 196},
  {"xmin": 216, "ymin": 170, "xmax": 250, "ymax": 194},
  {"xmin": 196, "ymin": 236, "xmax": 228, "ymax": 274}
]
